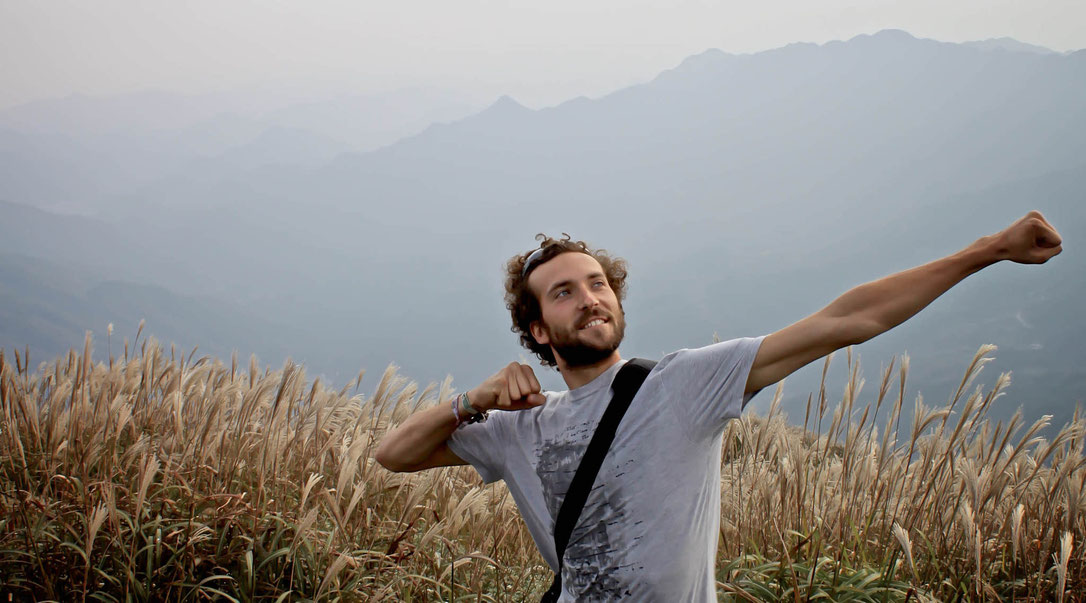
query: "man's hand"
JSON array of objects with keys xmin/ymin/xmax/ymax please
[
  {"xmin": 468, "ymin": 363, "xmax": 547, "ymax": 412},
  {"xmin": 990, "ymin": 210, "xmax": 1063, "ymax": 264}
]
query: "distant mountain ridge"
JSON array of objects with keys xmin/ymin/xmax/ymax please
[
  {"xmin": 963, "ymin": 37, "xmax": 1062, "ymax": 55},
  {"xmin": 0, "ymin": 87, "xmax": 483, "ymax": 212}
]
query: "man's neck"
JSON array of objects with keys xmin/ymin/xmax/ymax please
[{"xmin": 557, "ymin": 352, "xmax": 623, "ymax": 390}]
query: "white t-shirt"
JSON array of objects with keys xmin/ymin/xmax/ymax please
[{"xmin": 448, "ymin": 336, "xmax": 766, "ymax": 602}]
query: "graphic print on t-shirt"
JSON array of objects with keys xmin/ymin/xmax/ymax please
[{"xmin": 535, "ymin": 422, "xmax": 645, "ymax": 598}]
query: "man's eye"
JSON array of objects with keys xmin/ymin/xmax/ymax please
[{"xmin": 555, "ymin": 290, "xmax": 569, "ymax": 298}]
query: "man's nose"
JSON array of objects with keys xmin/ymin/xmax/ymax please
[{"xmin": 577, "ymin": 286, "xmax": 600, "ymax": 309}]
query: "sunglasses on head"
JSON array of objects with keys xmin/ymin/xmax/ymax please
[{"xmin": 521, "ymin": 247, "xmax": 547, "ymax": 277}]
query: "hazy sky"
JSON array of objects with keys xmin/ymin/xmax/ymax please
[{"xmin": 3, "ymin": 0, "xmax": 1084, "ymax": 109}]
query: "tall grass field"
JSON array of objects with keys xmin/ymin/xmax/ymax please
[{"xmin": 1, "ymin": 330, "xmax": 1083, "ymax": 601}]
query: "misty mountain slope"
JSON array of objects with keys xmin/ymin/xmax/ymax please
[
  {"xmin": 963, "ymin": 38, "xmax": 1060, "ymax": 55},
  {"xmin": 89, "ymin": 29, "xmax": 1085, "ymax": 243},
  {"xmin": 0, "ymin": 199, "xmax": 217, "ymax": 289},
  {"xmin": 0, "ymin": 87, "xmax": 483, "ymax": 212},
  {"xmin": 0, "ymin": 116, "xmax": 264, "ymax": 212},
  {"xmin": 0, "ymin": 251, "xmax": 310, "ymax": 373},
  {"xmin": 312, "ymin": 31, "xmax": 1077, "ymax": 215},
  {"xmin": 0, "ymin": 90, "xmax": 225, "ymax": 136},
  {"xmin": 0, "ymin": 127, "xmax": 139, "ymax": 208},
  {"xmin": 212, "ymin": 126, "xmax": 354, "ymax": 169},
  {"xmin": 257, "ymin": 87, "xmax": 483, "ymax": 150}
]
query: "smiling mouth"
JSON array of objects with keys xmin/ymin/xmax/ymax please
[{"xmin": 579, "ymin": 318, "xmax": 607, "ymax": 330}]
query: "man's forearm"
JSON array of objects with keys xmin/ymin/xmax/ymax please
[
  {"xmin": 824, "ymin": 235, "xmax": 1001, "ymax": 344},
  {"xmin": 374, "ymin": 402, "xmax": 460, "ymax": 472}
]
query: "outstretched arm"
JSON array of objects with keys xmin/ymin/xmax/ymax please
[{"xmin": 745, "ymin": 211, "xmax": 1063, "ymax": 394}]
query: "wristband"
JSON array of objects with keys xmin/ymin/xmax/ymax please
[
  {"xmin": 451, "ymin": 396, "xmax": 462, "ymax": 425},
  {"xmin": 457, "ymin": 392, "xmax": 487, "ymax": 425},
  {"xmin": 460, "ymin": 391, "xmax": 481, "ymax": 415}
]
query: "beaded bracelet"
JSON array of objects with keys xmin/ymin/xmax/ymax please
[{"xmin": 450, "ymin": 396, "xmax": 462, "ymax": 425}]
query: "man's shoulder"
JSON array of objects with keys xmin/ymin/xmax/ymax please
[
  {"xmin": 657, "ymin": 336, "xmax": 763, "ymax": 366},
  {"xmin": 645, "ymin": 337, "xmax": 767, "ymax": 394}
]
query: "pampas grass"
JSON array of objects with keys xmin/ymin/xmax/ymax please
[
  {"xmin": 717, "ymin": 346, "xmax": 1086, "ymax": 601},
  {"xmin": 1, "ymin": 334, "xmax": 1084, "ymax": 601},
  {"xmin": 0, "ymin": 335, "xmax": 545, "ymax": 601}
]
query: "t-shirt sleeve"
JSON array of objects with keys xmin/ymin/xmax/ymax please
[
  {"xmin": 655, "ymin": 336, "xmax": 766, "ymax": 436},
  {"xmin": 447, "ymin": 411, "xmax": 509, "ymax": 484}
]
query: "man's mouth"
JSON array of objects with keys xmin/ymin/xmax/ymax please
[{"xmin": 579, "ymin": 317, "xmax": 608, "ymax": 330}]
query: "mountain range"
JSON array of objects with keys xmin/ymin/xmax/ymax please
[{"xmin": 2, "ymin": 30, "xmax": 1083, "ymax": 433}]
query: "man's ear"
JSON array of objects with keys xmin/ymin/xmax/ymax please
[{"xmin": 530, "ymin": 321, "xmax": 550, "ymax": 346}]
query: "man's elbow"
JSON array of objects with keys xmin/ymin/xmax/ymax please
[{"xmin": 374, "ymin": 442, "xmax": 413, "ymax": 473}]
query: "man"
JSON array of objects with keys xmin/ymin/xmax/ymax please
[{"xmin": 375, "ymin": 212, "xmax": 1062, "ymax": 601}]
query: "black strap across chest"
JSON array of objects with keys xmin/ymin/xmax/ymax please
[{"xmin": 540, "ymin": 358, "xmax": 657, "ymax": 603}]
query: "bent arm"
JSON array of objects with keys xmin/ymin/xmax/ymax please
[
  {"xmin": 375, "ymin": 362, "xmax": 545, "ymax": 472},
  {"xmin": 745, "ymin": 212, "xmax": 1062, "ymax": 393},
  {"xmin": 374, "ymin": 402, "xmax": 468, "ymax": 472}
]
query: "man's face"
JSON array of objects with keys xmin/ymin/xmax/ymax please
[{"xmin": 527, "ymin": 252, "xmax": 625, "ymax": 367}]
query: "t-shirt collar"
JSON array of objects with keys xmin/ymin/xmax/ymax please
[{"xmin": 565, "ymin": 359, "xmax": 628, "ymax": 403}]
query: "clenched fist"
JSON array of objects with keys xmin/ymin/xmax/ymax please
[
  {"xmin": 993, "ymin": 211, "xmax": 1063, "ymax": 265},
  {"xmin": 468, "ymin": 363, "xmax": 547, "ymax": 412}
]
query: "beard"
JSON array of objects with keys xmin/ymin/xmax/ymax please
[{"xmin": 546, "ymin": 309, "xmax": 626, "ymax": 368}]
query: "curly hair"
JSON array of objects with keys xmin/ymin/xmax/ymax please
[{"xmin": 504, "ymin": 233, "xmax": 628, "ymax": 367}]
